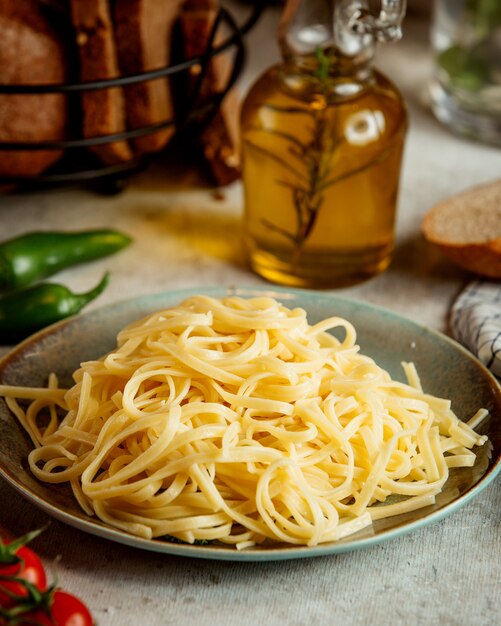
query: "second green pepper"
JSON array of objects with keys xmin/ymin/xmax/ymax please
[{"xmin": 0, "ymin": 273, "xmax": 110, "ymax": 343}]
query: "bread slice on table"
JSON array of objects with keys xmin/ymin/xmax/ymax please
[
  {"xmin": 0, "ymin": 0, "xmax": 67, "ymax": 178},
  {"xmin": 422, "ymin": 179, "xmax": 501, "ymax": 279},
  {"xmin": 70, "ymin": 0, "xmax": 132, "ymax": 164},
  {"xmin": 180, "ymin": 0, "xmax": 240, "ymax": 186},
  {"xmin": 114, "ymin": 0, "xmax": 185, "ymax": 154}
]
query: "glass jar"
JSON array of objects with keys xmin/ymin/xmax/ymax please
[
  {"xmin": 430, "ymin": 0, "xmax": 501, "ymax": 144},
  {"xmin": 241, "ymin": 0, "xmax": 408, "ymax": 288}
]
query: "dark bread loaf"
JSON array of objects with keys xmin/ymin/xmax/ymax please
[
  {"xmin": 0, "ymin": 0, "xmax": 241, "ymax": 183},
  {"xmin": 180, "ymin": 0, "xmax": 240, "ymax": 186},
  {"xmin": 70, "ymin": 0, "xmax": 132, "ymax": 164},
  {"xmin": 114, "ymin": 0, "xmax": 184, "ymax": 154},
  {"xmin": 0, "ymin": 0, "xmax": 67, "ymax": 178}
]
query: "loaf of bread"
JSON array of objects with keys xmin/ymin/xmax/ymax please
[
  {"xmin": 70, "ymin": 0, "xmax": 133, "ymax": 164},
  {"xmin": 114, "ymin": 0, "xmax": 185, "ymax": 154},
  {"xmin": 422, "ymin": 179, "xmax": 501, "ymax": 279},
  {"xmin": 0, "ymin": 0, "xmax": 67, "ymax": 178},
  {"xmin": 180, "ymin": 0, "xmax": 240, "ymax": 186},
  {"xmin": 0, "ymin": 0, "xmax": 242, "ymax": 184}
]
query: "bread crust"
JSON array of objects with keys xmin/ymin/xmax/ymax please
[
  {"xmin": 114, "ymin": 0, "xmax": 184, "ymax": 154},
  {"xmin": 422, "ymin": 179, "xmax": 501, "ymax": 278},
  {"xmin": 70, "ymin": 0, "xmax": 132, "ymax": 164},
  {"xmin": 0, "ymin": 0, "xmax": 67, "ymax": 177},
  {"xmin": 181, "ymin": 0, "xmax": 240, "ymax": 186},
  {"xmin": 429, "ymin": 240, "xmax": 501, "ymax": 278}
]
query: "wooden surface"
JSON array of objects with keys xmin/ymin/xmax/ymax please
[{"xmin": 1, "ymin": 5, "xmax": 500, "ymax": 625}]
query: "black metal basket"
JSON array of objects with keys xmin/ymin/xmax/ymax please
[{"xmin": 0, "ymin": 2, "xmax": 264, "ymax": 193}]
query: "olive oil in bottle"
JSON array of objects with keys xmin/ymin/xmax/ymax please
[{"xmin": 241, "ymin": 0, "xmax": 408, "ymax": 287}]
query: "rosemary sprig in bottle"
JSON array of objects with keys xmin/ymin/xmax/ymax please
[{"xmin": 243, "ymin": 46, "xmax": 391, "ymax": 268}]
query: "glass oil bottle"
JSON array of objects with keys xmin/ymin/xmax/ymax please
[{"xmin": 241, "ymin": 0, "xmax": 408, "ymax": 288}]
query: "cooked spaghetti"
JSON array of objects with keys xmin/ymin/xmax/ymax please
[{"xmin": 0, "ymin": 295, "xmax": 488, "ymax": 548}]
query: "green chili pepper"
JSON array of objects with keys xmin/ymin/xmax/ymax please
[
  {"xmin": 0, "ymin": 273, "xmax": 110, "ymax": 343},
  {"xmin": 0, "ymin": 229, "xmax": 131, "ymax": 292}
]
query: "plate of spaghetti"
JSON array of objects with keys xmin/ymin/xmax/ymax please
[{"xmin": 0, "ymin": 287, "xmax": 500, "ymax": 561}]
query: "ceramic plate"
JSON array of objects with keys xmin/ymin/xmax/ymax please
[{"xmin": 1, "ymin": 287, "xmax": 500, "ymax": 562}]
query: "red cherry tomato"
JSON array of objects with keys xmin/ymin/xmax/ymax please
[
  {"xmin": 12, "ymin": 590, "xmax": 94, "ymax": 626},
  {"xmin": 0, "ymin": 533, "xmax": 94, "ymax": 626},
  {"xmin": 0, "ymin": 536, "xmax": 47, "ymax": 607}
]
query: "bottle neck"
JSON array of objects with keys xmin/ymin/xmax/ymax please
[
  {"xmin": 281, "ymin": 50, "xmax": 375, "ymax": 102},
  {"xmin": 278, "ymin": 0, "xmax": 406, "ymax": 92}
]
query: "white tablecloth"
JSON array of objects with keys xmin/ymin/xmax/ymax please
[{"xmin": 1, "ymin": 4, "xmax": 500, "ymax": 626}]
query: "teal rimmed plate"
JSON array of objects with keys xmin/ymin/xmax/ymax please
[{"xmin": 0, "ymin": 286, "xmax": 500, "ymax": 561}]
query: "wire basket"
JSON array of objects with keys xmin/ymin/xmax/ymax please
[{"xmin": 0, "ymin": 2, "xmax": 264, "ymax": 194}]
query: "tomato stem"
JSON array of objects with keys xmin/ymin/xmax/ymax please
[
  {"xmin": 0, "ymin": 580, "xmax": 55, "ymax": 624},
  {"xmin": 0, "ymin": 530, "xmax": 43, "ymax": 566}
]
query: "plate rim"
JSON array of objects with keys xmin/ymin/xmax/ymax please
[{"xmin": 1, "ymin": 285, "xmax": 500, "ymax": 562}]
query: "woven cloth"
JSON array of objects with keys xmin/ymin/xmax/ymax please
[{"xmin": 451, "ymin": 281, "xmax": 501, "ymax": 380}]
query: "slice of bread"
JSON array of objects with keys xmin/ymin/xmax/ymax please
[
  {"xmin": 180, "ymin": 0, "xmax": 240, "ymax": 186},
  {"xmin": 422, "ymin": 179, "xmax": 501, "ymax": 278},
  {"xmin": 70, "ymin": 0, "xmax": 132, "ymax": 164},
  {"xmin": 114, "ymin": 0, "xmax": 184, "ymax": 154},
  {"xmin": 0, "ymin": 0, "xmax": 67, "ymax": 177}
]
